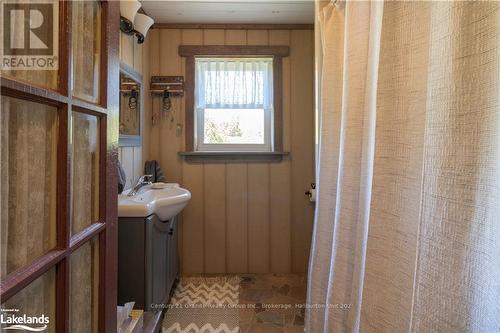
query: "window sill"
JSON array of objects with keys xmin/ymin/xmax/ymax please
[{"xmin": 178, "ymin": 151, "xmax": 289, "ymax": 162}]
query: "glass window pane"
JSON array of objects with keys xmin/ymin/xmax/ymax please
[
  {"xmin": 204, "ymin": 108, "xmax": 265, "ymax": 144},
  {"xmin": 1, "ymin": 268, "xmax": 56, "ymax": 332},
  {"xmin": 195, "ymin": 57, "xmax": 273, "ymax": 151},
  {"xmin": 72, "ymin": 0, "xmax": 101, "ymax": 103},
  {"xmin": 0, "ymin": 0, "xmax": 59, "ymax": 90},
  {"xmin": 71, "ymin": 112, "xmax": 100, "ymax": 235},
  {"xmin": 0, "ymin": 96, "xmax": 57, "ymax": 278},
  {"xmin": 70, "ymin": 237, "xmax": 99, "ymax": 333}
]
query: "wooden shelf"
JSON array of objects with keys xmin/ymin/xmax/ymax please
[{"xmin": 178, "ymin": 151, "xmax": 289, "ymax": 162}]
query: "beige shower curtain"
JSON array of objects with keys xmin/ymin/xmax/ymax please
[{"xmin": 307, "ymin": 1, "xmax": 500, "ymax": 332}]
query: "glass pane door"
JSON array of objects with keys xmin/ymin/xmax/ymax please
[
  {"xmin": 0, "ymin": 97, "xmax": 58, "ymax": 278},
  {"xmin": 0, "ymin": 1, "xmax": 118, "ymax": 331},
  {"xmin": 0, "ymin": 0, "xmax": 59, "ymax": 90},
  {"xmin": 72, "ymin": 0, "xmax": 101, "ymax": 103}
]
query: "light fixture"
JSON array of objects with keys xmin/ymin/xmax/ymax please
[
  {"xmin": 133, "ymin": 13, "xmax": 154, "ymax": 44},
  {"xmin": 120, "ymin": 1, "xmax": 141, "ymax": 33},
  {"xmin": 120, "ymin": 2, "xmax": 154, "ymax": 44}
]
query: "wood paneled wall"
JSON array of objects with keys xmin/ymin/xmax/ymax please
[
  {"xmin": 118, "ymin": 32, "xmax": 151, "ymax": 189},
  {"xmin": 147, "ymin": 28, "xmax": 315, "ymax": 274}
]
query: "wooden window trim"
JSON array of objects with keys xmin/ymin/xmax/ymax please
[
  {"xmin": 178, "ymin": 151, "xmax": 290, "ymax": 163},
  {"xmin": 178, "ymin": 45, "xmax": 289, "ymax": 57},
  {"xmin": 178, "ymin": 45, "xmax": 289, "ymax": 160}
]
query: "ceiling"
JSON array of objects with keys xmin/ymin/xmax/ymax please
[{"xmin": 140, "ymin": 0, "xmax": 314, "ymax": 24}]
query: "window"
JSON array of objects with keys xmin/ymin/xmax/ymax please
[
  {"xmin": 179, "ymin": 45, "xmax": 289, "ymax": 158},
  {"xmin": 194, "ymin": 57, "xmax": 274, "ymax": 152}
]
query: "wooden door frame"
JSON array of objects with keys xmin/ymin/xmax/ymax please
[
  {"xmin": 0, "ymin": 1, "xmax": 119, "ymax": 332},
  {"xmin": 102, "ymin": 1, "xmax": 120, "ymax": 331}
]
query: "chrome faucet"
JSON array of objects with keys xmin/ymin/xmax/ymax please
[{"xmin": 128, "ymin": 174, "xmax": 153, "ymax": 196}]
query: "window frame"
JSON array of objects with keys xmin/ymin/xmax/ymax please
[
  {"xmin": 194, "ymin": 56, "xmax": 275, "ymax": 152},
  {"xmin": 179, "ymin": 45, "xmax": 289, "ymax": 159}
]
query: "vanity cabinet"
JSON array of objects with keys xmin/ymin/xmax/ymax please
[{"xmin": 118, "ymin": 214, "xmax": 179, "ymax": 312}]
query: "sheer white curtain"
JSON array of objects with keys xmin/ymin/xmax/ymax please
[
  {"xmin": 307, "ymin": 1, "xmax": 500, "ymax": 332},
  {"xmin": 195, "ymin": 58, "xmax": 273, "ymax": 109}
]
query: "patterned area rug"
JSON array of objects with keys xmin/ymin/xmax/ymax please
[{"xmin": 163, "ymin": 276, "xmax": 240, "ymax": 333}]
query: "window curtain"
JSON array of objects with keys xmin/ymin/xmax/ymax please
[
  {"xmin": 307, "ymin": 1, "xmax": 500, "ymax": 332},
  {"xmin": 195, "ymin": 58, "xmax": 273, "ymax": 109}
]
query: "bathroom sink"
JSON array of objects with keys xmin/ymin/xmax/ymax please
[{"xmin": 118, "ymin": 183, "xmax": 191, "ymax": 221}]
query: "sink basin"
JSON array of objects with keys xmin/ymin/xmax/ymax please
[{"xmin": 118, "ymin": 183, "xmax": 191, "ymax": 221}]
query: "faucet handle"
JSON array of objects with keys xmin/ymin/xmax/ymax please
[{"xmin": 139, "ymin": 174, "xmax": 153, "ymax": 183}]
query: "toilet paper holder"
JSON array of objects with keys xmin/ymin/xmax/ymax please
[{"xmin": 305, "ymin": 183, "xmax": 316, "ymax": 202}]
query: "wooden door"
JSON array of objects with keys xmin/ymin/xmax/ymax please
[{"xmin": 0, "ymin": 1, "xmax": 119, "ymax": 331}]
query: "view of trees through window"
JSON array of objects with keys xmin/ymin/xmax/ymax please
[
  {"xmin": 203, "ymin": 108, "xmax": 265, "ymax": 144},
  {"xmin": 205, "ymin": 117, "xmax": 243, "ymax": 143}
]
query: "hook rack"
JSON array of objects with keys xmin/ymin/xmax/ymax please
[
  {"xmin": 150, "ymin": 76, "xmax": 184, "ymax": 126},
  {"xmin": 120, "ymin": 75, "xmax": 140, "ymax": 95},
  {"xmin": 150, "ymin": 76, "xmax": 184, "ymax": 97}
]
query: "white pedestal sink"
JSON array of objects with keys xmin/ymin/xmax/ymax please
[{"xmin": 118, "ymin": 183, "xmax": 191, "ymax": 221}]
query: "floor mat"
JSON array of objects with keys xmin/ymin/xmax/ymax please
[{"xmin": 163, "ymin": 276, "xmax": 240, "ymax": 333}]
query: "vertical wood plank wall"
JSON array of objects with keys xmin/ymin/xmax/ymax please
[
  {"xmin": 145, "ymin": 28, "xmax": 315, "ymax": 274},
  {"xmin": 118, "ymin": 33, "xmax": 151, "ymax": 189}
]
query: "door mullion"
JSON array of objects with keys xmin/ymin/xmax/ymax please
[
  {"xmin": 56, "ymin": 257, "xmax": 69, "ymax": 333},
  {"xmin": 56, "ymin": 105, "xmax": 70, "ymax": 250},
  {"xmin": 58, "ymin": 1, "xmax": 72, "ymax": 331},
  {"xmin": 56, "ymin": 102, "xmax": 71, "ymax": 333}
]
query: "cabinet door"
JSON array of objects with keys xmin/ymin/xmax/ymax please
[
  {"xmin": 149, "ymin": 215, "xmax": 170, "ymax": 311},
  {"xmin": 168, "ymin": 217, "xmax": 180, "ymax": 293},
  {"xmin": 118, "ymin": 217, "xmax": 145, "ymax": 308}
]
